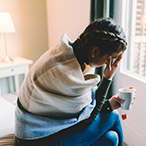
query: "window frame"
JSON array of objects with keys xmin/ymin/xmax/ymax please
[{"xmin": 119, "ymin": 0, "xmax": 146, "ymax": 83}]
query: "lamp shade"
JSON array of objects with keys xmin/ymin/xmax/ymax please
[{"xmin": 0, "ymin": 12, "xmax": 15, "ymax": 33}]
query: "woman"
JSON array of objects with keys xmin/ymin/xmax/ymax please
[{"xmin": 14, "ymin": 18, "xmax": 127, "ymax": 146}]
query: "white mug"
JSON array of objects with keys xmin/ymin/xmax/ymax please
[{"xmin": 118, "ymin": 88, "xmax": 135, "ymax": 110}]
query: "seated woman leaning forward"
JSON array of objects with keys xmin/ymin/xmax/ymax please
[{"xmin": 14, "ymin": 18, "xmax": 127, "ymax": 146}]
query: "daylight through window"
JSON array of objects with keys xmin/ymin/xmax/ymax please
[{"xmin": 126, "ymin": 0, "xmax": 146, "ymax": 77}]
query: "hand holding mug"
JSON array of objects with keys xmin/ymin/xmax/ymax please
[
  {"xmin": 119, "ymin": 86, "xmax": 137, "ymax": 120},
  {"xmin": 118, "ymin": 86, "xmax": 136, "ymax": 110}
]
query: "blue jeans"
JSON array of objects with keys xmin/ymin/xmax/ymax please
[{"xmin": 15, "ymin": 110, "xmax": 123, "ymax": 146}]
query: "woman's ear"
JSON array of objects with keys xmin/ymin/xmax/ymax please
[{"xmin": 91, "ymin": 47, "xmax": 100, "ymax": 57}]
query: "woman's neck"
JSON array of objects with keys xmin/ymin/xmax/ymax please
[{"xmin": 71, "ymin": 39, "xmax": 88, "ymax": 71}]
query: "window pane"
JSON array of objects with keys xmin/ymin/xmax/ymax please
[{"xmin": 125, "ymin": 0, "xmax": 146, "ymax": 78}]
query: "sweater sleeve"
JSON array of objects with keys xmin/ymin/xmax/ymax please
[
  {"xmin": 80, "ymin": 77, "xmax": 112, "ymax": 126},
  {"xmin": 101, "ymin": 99, "xmax": 113, "ymax": 112}
]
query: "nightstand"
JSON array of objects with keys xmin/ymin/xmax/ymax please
[{"xmin": 0, "ymin": 57, "xmax": 33, "ymax": 104}]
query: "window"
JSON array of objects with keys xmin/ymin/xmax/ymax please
[{"xmin": 120, "ymin": 0, "xmax": 146, "ymax": 82}]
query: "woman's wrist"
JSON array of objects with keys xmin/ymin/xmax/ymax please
[{"xmin": 103, "ymin": 75, "xmax": 113, "ymax": 81}]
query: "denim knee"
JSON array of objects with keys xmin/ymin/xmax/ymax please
[
  {"xmin": 105, "ymin": 130, "xmax": 119, "ymax": 146},
  {"xmin": 110, "ymin": 110, "xmax": 121, "ymax": 122},
  {"xmin": 93, "ymin": 130, "xmax": 119, "ymax": 146}
]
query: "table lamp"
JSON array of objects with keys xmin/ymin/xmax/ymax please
[{"xmin": 0, "ymin": 12, "xmax": 15, "ymax": 63}]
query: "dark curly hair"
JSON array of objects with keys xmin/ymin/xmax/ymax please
[{"xmin": 72, "ymin": 18, "xmax": 127, "ymax": 65}]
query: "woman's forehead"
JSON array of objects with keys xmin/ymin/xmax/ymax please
[{"xmin": 111, "ymin": 51, "xmax": 123, "ymax": 58}]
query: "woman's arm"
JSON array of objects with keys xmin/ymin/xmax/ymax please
[
  {"xmin": 90, "ymin": 77, "xmax": 112, "ymax": 119},
  {"xmin": 81, "ymin": 54, "xmax": 123, "ymax": 125}
]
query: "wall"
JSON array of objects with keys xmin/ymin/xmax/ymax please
[
  {"xmin": 113, "ymin": 0, "xmax": 146, "ymax": 145},
  {"xmin": 0, "ymin": 0, "xmax": 48, "ymax": 62},
  {"xmin": 46, "ymin": 0, "xmax": 90, "ymax": 49},
  {"xmin": 0, "ymin": 0, "xmax": 90, "ymax": 94},
  {"xmin": 0, "ymin": 0, "xmax": 48, "ymax": 94}
]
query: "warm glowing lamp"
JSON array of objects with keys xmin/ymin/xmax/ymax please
[{"xmin": 0, "ymin": 12, "xmax": 15, "ymax": 63}]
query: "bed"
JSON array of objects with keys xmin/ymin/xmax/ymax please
[{"xmin": 0, "ymin": 97, "xmax": 15, "ymax": 146}]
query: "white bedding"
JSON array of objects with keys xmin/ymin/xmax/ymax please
[{"xmin": 0, "ymin": 97, "xmax": 15, "ymax": 146}]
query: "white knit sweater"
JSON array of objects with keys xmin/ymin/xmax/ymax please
[{"xmin": 19, "ymin": 34, "xmax": 100, "ymax": 116}]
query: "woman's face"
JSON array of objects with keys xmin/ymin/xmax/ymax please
[{"xmin": 88, "ymin": 48, "xmax": 124, "ymax": 68}]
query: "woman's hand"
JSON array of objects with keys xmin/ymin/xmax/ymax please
[
  {"xmin": 109, "ymin": 93, "xmax": 124, "ymax": 110},
  {"xmin": 104, "ymin": 53, "xmax": 123, "ymax": 80},
  {"xmin": 109, "ymin": 86, "xmax": 136, "ymax": 110}
]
